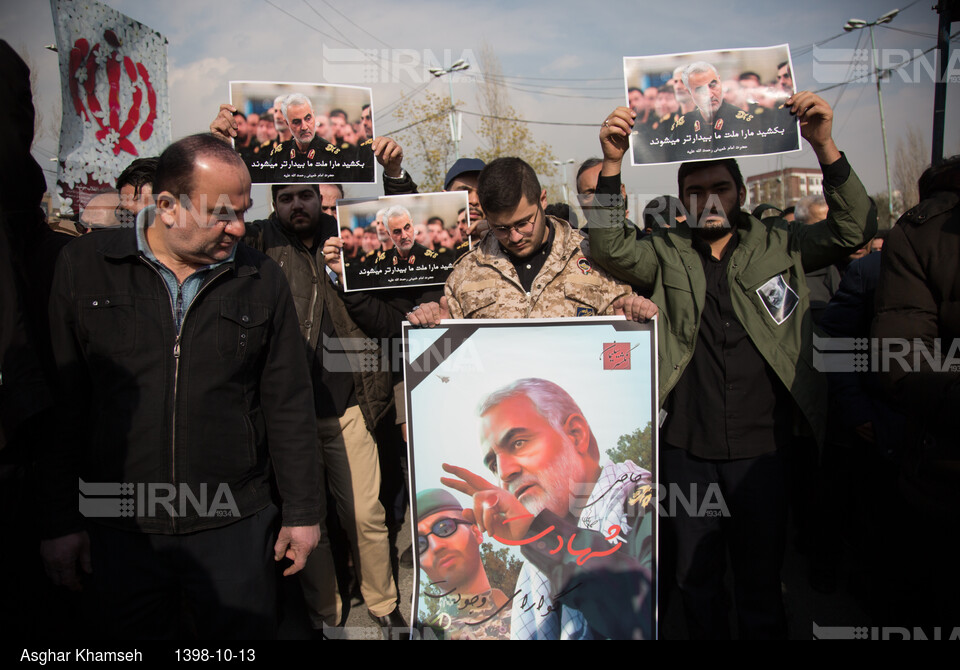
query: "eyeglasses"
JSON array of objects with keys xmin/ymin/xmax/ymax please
[
  {"xmin": 417, "ymin": 518, "xmax": 472, "ymax": 555},
  {"xmin": 489, "ymin": 205, "xmax": 540, "ymax": 239}
]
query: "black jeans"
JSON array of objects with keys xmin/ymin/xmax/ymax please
[
  {"xmin": 660, "ymin": 446, "xmax": 787, "ymax": 639},
  {"xmin": 88, "ymin": 505, "xmax": 280, "ymax": 639}
]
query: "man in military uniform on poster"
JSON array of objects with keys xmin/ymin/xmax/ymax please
[
  {"xmin": 266, "ymin": 94, "xmax": 364, "ymax": 184},
  {"xmin": 664, "ymin": 62, "xmax": 796, "ymax": 161},
  {"xmin": 372, "ymin": 205, "xmax": 445, "ymax": 287}
]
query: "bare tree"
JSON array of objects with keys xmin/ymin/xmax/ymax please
[
  {"xmin": 474, "ymin": 44, "xmax": 559, "ymax": 199},
  {"xmin": 893, "ymin": 125, "xmax": 930, "ymax": 213},
  {"xmin": 393, "ymin": 90, "xmax": 460, "ymax": 193}
]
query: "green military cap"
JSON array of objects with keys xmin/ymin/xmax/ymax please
[{"xmin": 416, "ymin": 488, "xmax": 463, "ymax": 521}]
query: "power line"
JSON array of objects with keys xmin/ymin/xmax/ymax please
[
  {"xmin": 261, "ymin": 0, "xmax": 356, "ymax": 48},
  {"xmin": 879, "ymin": 24, "xmax": 937, "ymax": 39},
  {"xmin": 469, "ymin": 72, "xmax": 624, "ymax": 92},
  {"xmin": 380, "ymin": 106, "xmax": 600, "ymax": 137},
  {"xmin": 317, "ymin": 0, "xmax": 392, "ymax": 48},
  {"xmin": 830, "ymin": 29, "xmax": 867, "ymax": 111},
  {"xmin": 813, "ymin": 30, "xmax": 960, "ymax": 94},
  {"xmin": 463, "ymin": 73, "xmax": 621, "ymax": 100},
  {"xmin": 460, "ymin": 109, "xmax": 598, "ymax": 128}
]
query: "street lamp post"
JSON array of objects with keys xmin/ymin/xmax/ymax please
[
  {"xmin": 429, "ymin": 60, "xmax": 470, "ymax": 161},
  {"xmin": 844, "ymin": 8, "xmax": 899, "ymax": 224},
  {"xmin": 553, "ymin": 158, "xmax": 574, "ymax": 203}
]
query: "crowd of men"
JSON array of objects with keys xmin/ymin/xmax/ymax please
[{"xmin": 3, "ymin": 35, "xmax": 960, "ymax": 641}]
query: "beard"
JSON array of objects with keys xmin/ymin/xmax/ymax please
[
  {"xmin": 511, "ymin": 440, "xmax": 586, "ymax": 519},
  {"xmin": 692, "ymin": 207, "xmax": 742, "ymax": 241}
]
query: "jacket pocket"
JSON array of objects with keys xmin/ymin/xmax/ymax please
[
  {"xmin": 458, "ymin": 285, "xmax": 499, "ymax": 318},
  {"xmin": 660, "ymin": 264, "xmax": 692, "ymax": 293},
  {"xmin": 79, "ymin": 294, "xmax": 136, "ymax": 356},
  {"xmin": 563, "ymin": 280, "xmax": 605, "ymax": 315},
  {"xmin": 217, "ymin": 299, "xmax": 271, "ymax": 360}
]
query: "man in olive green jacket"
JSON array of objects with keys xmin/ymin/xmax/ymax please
[{"xmin": 587, "ymin": 92, "xmax": 873, "ymax": 638}]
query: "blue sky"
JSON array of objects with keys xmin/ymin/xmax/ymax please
[{"xmin": 3, "ymin": 0, "xmax": 957, "ymax": 219}]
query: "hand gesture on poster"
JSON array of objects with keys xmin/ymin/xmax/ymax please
[
  {"xmin": 209, "ymin": 103, "xmax": 239, "ymax": 144},
  {"xmin": 786, "ymin": 91, "xmax": 840, "ymax": 164},
  {"xmin": 599, "ymin": 107, "xmax": 636, "ymax": 170},
  {"xmin": 441, "ymin": 463, "xmax": 535, "ymax": 542},
  {"xmin": 372, "ymin": 137, "xmax": 404, "ymax": 178},
  {"xmin": 406, "ymin": 298, "xmax": 450, "ymax": 327},
  {"xmin": 322, "ymin": 235, "xmax": 344, "ymax": 283}
]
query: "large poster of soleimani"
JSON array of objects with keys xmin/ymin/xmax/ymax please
[{"xmin": 404, "ymin": 317, "xmax": 659, "ymax": 639}]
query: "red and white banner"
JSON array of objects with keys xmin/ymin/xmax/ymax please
[{"xmin": 50, "ymin": 0, "xmax": 170, "ymax": 214}]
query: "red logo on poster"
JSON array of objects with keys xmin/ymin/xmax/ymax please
[
  {"xmin": 67, "ymin": 30, "xmax": 158, "ymax": 156},
  {"xmin": 603, "ymin": 342, "xmax": 631, "ymax": 370}
]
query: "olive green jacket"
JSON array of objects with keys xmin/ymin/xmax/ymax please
[{"xmin": 587, "ymin": 167, "xmax": 873, "ymax": 445}]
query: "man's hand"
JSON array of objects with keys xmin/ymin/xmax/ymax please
[
  {"xmin": 274, "ymin": 524, "xmax": 321, "ymax": 577},
  {"xmin": 406, "ymin": 298, "xmax": 450, "ymax": 327},
  {"xmin": 322, "ymin": 235, "xmax": 344, "ymax": 283},
  {"xmin": 40, "ymin": 531, "xmax": 92, "ymax": 592},
  {"xmin": 599, "ymin": 107, "xmax": 636, "ymax": 175},
  {"xmin": 209, "ymin": 103, "xmax": 239, "ymax": 144},
  {"xmin": 466, "ymin": 218, "xmax": 488, "ymax": 238},
  {"xmin": 786, "ymin": 91, "xmax": 840, "ymax": 164},
  {"xmin": 372, "ymin": 137, "xmax": 404, "ymax": 178},
  {"xmin": 440, "ymin": 463, "xmax": 534, "ymax": 542},
  {"xmin": 612, "ymin": 294, "xmax": 658, "ymax": 322}
]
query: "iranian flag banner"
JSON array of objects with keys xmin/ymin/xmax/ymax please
[{"xmin": 50, "ymin": 0, "xmax": 171, "ymax": 214}]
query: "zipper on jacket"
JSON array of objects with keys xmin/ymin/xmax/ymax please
[{"xmin": 139, "ymin": 257, "xmax": 230, "ymax": 532}]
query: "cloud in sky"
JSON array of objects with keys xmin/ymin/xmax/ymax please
[{"xmin": 3, "ymin": 0, "xmax": 957, "ymax": 205}]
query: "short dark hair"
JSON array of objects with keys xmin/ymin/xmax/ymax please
[
  {"xmin": 259, "ymin": 112, "xmax": 274, "ymax": 124},
  {"xmin": 271, "ymin": 183, "xmax": 321, "ymax": 203},
  {"xmin": 576, "ymin": 158, "xmax": 603, "ymax": 192},
  {"xmin": 154, "ymin": 134, "xmax": 245, "ymax": 198},
  {"xmin": 777, "ymin": 61, "xmax": 790, "ymax": 71},
  {"xmin": 329, "ymin": 108, "xmax": 347, "ymax": 121},
  {"xmin": 627, "ymin": 87, "xmax": 642, "ymax": 95},
  {"xmin": 232, "ymin": 110, "xmax": 246, "ymax": 120},
  {"xmin": 917, "ymin": 154, "xmax": 960, "ymax": 200},
  {"xmin": 738, "ymin": 71, "xmax": 761, "ymax": 83},
  {"xmin": 545, "ymin": 202, "xmax": 578, "ymax": 228},
  {"xmin": 477, "ymin": 157, "xmax": 542, "ymax": 216},
  {"xmin": 658, "ymin": 84, "xmax": 675, "ymax": 95},
  {"xmin": 320, "ymin": 183, "xmax": 344, "ymax": 199},
  {"xmin": 643, "ymin": 195, "xmax": 686, "ymax": 229},
  {"xmin": 677, "ymin": 159, "xmax": 744, "ymax": 196},
  {"xmin": 117, "ymin": 156, "xmax": 159, "ymax": 194},
  {"xmin": 426, "ymin": 216, "xmax": 444, "ymax": 227},
  {"xmin": 361, "ymin": 103, "xmax": 370, "ymax": 113}
]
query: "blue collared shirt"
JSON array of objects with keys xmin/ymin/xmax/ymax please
[{"xmin": 135, "ymin": 206, "xmax": 236, "ymax": 334}]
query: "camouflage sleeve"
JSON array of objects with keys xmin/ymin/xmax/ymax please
[
  {"xmin": 597, "ymin": 270, "xmax": 633, "ymax": 316},
  {"xmin": 444, "ymin": 274, "xmax": 465, "ymax": 319}
]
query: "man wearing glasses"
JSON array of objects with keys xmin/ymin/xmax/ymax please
[
  {"xmin": 415, "ymin": 489, "xmax": 511, "ymax": 640},
  {"xmin": 409, "ymin": 157, "xmax": 655, "ymax": 322}
]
